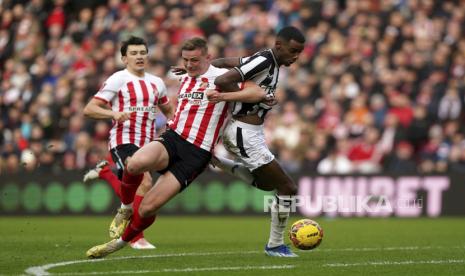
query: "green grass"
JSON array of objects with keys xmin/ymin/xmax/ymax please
[{"xmin": 1, "ymin": 216, "xmax": 465, "ymax": 275}]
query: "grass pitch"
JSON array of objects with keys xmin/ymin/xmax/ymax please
[{"xmin": 1, "ymin": 216, "xmax": 465, "ymax": 275}]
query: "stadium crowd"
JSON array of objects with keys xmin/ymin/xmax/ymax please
[{"xmin": 1, "ymin": 0, "xmax": 465, "ymax": 175}]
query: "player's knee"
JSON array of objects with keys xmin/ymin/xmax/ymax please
[
  {"xmin": 126, "ymin": 158, "xmax": 144, "ymax": 175},
  {"xmin": 282, "ymin": 180, "xmax": 298, "ymax": 196},
  {"xmin": 288, "ymin": 182, "xmax": 298, "ymax": 195}
]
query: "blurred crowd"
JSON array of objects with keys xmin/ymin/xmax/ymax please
[{"xmin": 1, "ymin": 0, "xmax": 465, "ymax": 175}]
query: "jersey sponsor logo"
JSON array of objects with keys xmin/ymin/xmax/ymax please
[
  {"xmin": 179, "ymin": 92, "xmax": 204, "ymax": 100},
  {"xmin": 178, "ymin": 91, "xmax": 204, "ymax": 105},
  {"xmin": 127, "ymin": 106, "xmax": 158, "ymax": 113}
]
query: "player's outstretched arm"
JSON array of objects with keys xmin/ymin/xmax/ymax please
[
  {"xmin": 214, "ymin": 69, "xmax": 243, "ymax": 92},
  {"xmin": 83, "ymin": 98, "xmax": 129, "ymax": 122},
  {"xmin": 211, "ymin": 57, "xmax": 241, "ymax": 69},
  {"xmin": 206, "ymin": 82, "xmax": 266, "ymax": 103}
]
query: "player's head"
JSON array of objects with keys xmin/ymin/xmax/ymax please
[
  {"xmin": 120, "ymin": 36, "xmax": 148, "ymax": 75},
  {"xmin": 181, "ymin": 37, "xmax": 211, "ymax": 77},
  {"xmin": 274, "ymin": 26, "xmax": 305, "ymax": 67}
]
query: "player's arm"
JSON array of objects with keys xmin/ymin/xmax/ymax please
[
  {"xmin": 83, "ymin": 98, "xmax": 129, "ymax": 122},
  {"xmin": 211, "ymin": 57, "xmax": 241, "ymax": 69},
  {"xmin": 215, "ymin": 55, "xmax": 269, "ymax": 93},
  {"xmin": 206, "ymin": 82, "xmax": 266, "ymax": 103},
  {"xmin": 214, "ymin": 69, "xmax": 243, "ymax": 92},
  {"xmin": 159, "ymin": 102, "xmax": 175, "ymax": 120}
]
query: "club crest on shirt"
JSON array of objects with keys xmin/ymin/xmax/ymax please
[{"xmin": 199, "ymin": 79, "xmax": 209, "ymax": 89}]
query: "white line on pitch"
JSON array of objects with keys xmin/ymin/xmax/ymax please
[
  {"xmin": 317, "ymin": 245, "xmax": 465, "ymax": 252},
  {"xmin": 25, "ymin": 245, "xmax": 465, "ymax": 275},
  {"xmin": 50, "ymin": 265, "xmax": 296, "ymax": 275},
  {"xmin": 25, "ymin": 251, "xmax": 260, "ymax": 276},
  {"xmin": 324, "ymin": 259, "xmax": 465, "ymax": 267}
]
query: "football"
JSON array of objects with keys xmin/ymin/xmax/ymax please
[{"xmin": 289, "ymin": 219, "xmax": 324, "ymax": 250}]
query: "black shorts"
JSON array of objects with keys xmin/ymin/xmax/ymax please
[
  {"xmin": 110, "ymin": 144, "xmax": 139, "ymax": 180},
  {"xmin": 157, "ymin": 129, "xmax": 212, "ymax": 191}
]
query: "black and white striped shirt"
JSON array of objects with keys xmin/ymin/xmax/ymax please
[{"xmin": 232, "ymin": 49, "xmax": 279, "ymax": 120}]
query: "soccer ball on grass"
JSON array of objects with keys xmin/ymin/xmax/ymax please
[{"xmin": 289, "ymin": 219, "xmax": 323, "ymax": 250}]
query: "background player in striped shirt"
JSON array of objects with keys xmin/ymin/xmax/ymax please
[
  {"xmin": 83, "ymin": 36, "xmax": 174, "ymax": 249},
  {"xmin": 86, "ymin": 37, "xmax": 268, "ymax": 258},
  {"xmin": 210, "ymin": 26, "xmax": 306, "ymax": 257}
]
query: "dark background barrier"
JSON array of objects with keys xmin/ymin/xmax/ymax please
[{"xmin": 1, "ymin": 171, "xmax": 464, "ymax": 216}]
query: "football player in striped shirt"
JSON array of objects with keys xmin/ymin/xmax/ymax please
[
  {"xmin": 83, "ymin": 36, "xmax": 174, "ymax": 249},
  {"xmin": 86, "ymin": 37, "xmax": 267, "ymax": 258}
]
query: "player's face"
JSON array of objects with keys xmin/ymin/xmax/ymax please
[
  {"xmin": 182, "ymin": 48, "xmax": 210, "ymax": 77},
  {"xmin": 276, "ymin": 39, "xmax": 304, "ymax": 67},
  {"xmin": 122, "ymin": 44, "xmax": 148, "ymax": 75}
]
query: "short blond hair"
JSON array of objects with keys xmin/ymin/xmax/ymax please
[{"xmin": 181, "ymin": 37, "xmax": 208, "ymax": 54}]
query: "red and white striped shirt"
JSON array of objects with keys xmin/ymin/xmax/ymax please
[
  {"xmin": 168, "ymin": 65, "xmax": 229, "ymax": 152},
  {"xmin": 94, "ymin": 69, "xmax": 169, "ymax": 149}
]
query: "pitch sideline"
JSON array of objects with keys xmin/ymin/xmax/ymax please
[
  {"xmin": 324, "ymin": 259, "xmax": 465, "ymax": 267},
  {"xmin": 25, "ymin": 245, "xmax": 463, "ymax": 275}
]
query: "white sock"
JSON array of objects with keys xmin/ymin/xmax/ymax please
[
  {"xmin": 267, "ymin": 195, "xmax": 294, "ymax": 248},
  {"xmin": 121, "ymin": 203, "xmax": 132, "ymax": 209},
  {"xmin": 116, "ymin": 237, "xmax": 128, "ymax": 247},
  {"xmin": 212, "ymin": 156, "xmax": 254, "ymax": 184}
]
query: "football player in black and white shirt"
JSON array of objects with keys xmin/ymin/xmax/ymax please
[{"xmin": 208, "ymin": 26, "xmax": 306, "ymax": 257}]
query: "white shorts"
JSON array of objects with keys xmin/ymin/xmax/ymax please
[{"xmin": 222, "ymin": 119, "xmax": 275, "ymax": 171}]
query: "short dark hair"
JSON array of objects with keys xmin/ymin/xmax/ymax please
[
  {"xmin": 277, "ymin": 26, "xmax": 306, "ymax": 44},
  {"xmin": 120, "ymin": 36, "xmax": 148, "ymax": 56},
  {"xmin": 181, "ymin": 37, "xmax": 208, "ymax": 54}
]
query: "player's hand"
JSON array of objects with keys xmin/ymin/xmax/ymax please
[
  {"xmin": 206, "ymin": 89, "xmax": 223, "ymax": 103},
  {"xmin": 262, "ymin": 94, "xmax": 278, "ymax": 106},
  {"xmin": 112, "ymin": 112, "xmax": 130, "ymax": 122},
  {"xmin": 170, "ymin": 66, "xmax": 187, "ymax": 75}
]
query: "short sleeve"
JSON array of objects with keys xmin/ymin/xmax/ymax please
[
  {"xmin": 239, "ymin": 56, "xmax": 250, "ymax": 65},
  {"xmin": 234, "ymin": 55, "xmax": 271, "ymax": 81},
  {"xmin": 155, "ymin": 79, "xmax": 170, "ymax": 105},
  {"xmin": 94, "ymin": 73, "xmax": 124, "ymax": 103}
]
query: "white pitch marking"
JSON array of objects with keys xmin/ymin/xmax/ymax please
[
  {"xmin": 49, "ymin": 265, "xmax": 296, "ymax": 275},
  {"xmin": 25, "ymin": 251, "xmax": 260, "ymax": 276},
  {"xmin": 25, "ymin": 245, "xmax": 465, "ymax": 275},
  {"xmin": 324, "ymin": 259, "xmax": 465, "ymax": 267}
]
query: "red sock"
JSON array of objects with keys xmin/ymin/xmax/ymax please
[
  {"xmin": 131, "ymin": 231, "xmax": 144, "ymax": 242},
  {"xmin": 120, "ymin": 170, "xmax": 143, "ymax": 204},
  {"xmin": 130, "ymin": 195, "xmax": 145, "ymax": 242},
  {"xmin": 122, "ymin": 207, "xmax": 156, "ymax": 242},
  {"xmin": 99, "ymin": 166, "xmax": 122, "ymax": 198}
]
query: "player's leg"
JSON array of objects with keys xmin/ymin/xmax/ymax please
[
  {"xmin": 122, "ymin": 171, "xmax": 181, "ymax": 241},
  {"xmin": 252, "ymin": 160, "xmax": 298, "ymax": 256},
  {"xmin": 86, "ymin": 171, "xmax": 181, "ymax": 259},
  {"xmin": 120, "ymin": 141, "xmax": 169, "ymax": 208},
  {"xmin": 129, "ymin": 174, "xmax": 156, "ymax": 249},
  {"xmin": 222, "ymin": 120, "xmax": 298, "ymax": 257},
  {"xmin": 252, "ymin": 160, "xmax": 297, "ymax": 196},
  {"xmin": 211, "ymin": 155, "xmax": 256, "ymax": 186},
  {"xmin": 110, "ymin": 142, "xmax": 169, "ymax": 239}
]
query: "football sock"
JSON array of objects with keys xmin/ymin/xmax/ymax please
[
  {"xmin": 213, "ymin": 156, "xmax": 254, "ymax": 185},
  {"xmin": 132, "ymin": 231, "xmax": 144, "ymax": 242},
  {"xmin": 115, "ymin": 237, "xmax": 128, "ymax": 247},
  {"xmin": 99, "ymin": 166, "xmax": 122, "ymax": 198},
  {"xmin": 267, "ymin": 195, "xmax": 294, "ymax": 248},
  {"xmin": 121, "ymin": 207, "xmax": 156, "ymax": 242},
  {"xmin": 131, "ymin": 195, "xmax": 145, "ymax": 242},
  {"xmin": 120, "ymin": 170, "xmax": 143, "ymax": 205}
]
